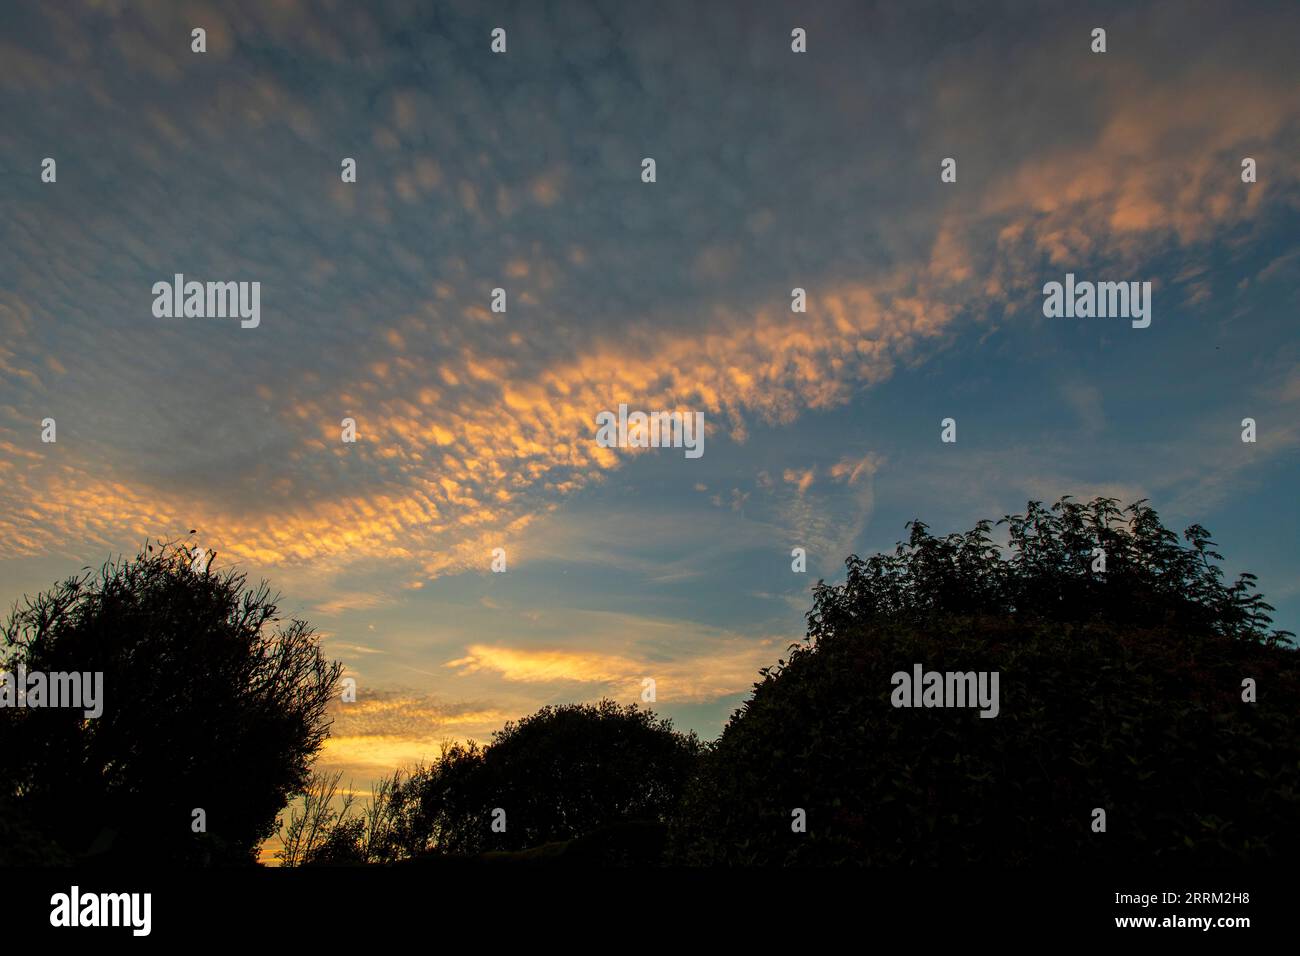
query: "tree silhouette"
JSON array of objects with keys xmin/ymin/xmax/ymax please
[
  {"xmin": 276, "ymin": 770, "xmax": 359, "ymax": 867},
  {"xmin": 282, "ymin": 700, "xmax": 701, "ymax": 865},
  {"xmin": 464, "ymin": 700, "xmax": 701, "ymax": 856},
  {"xmin": 0, "ymin": 541, "xmax": 342, "ymax": 865},
  {"xmin": 671, "ymin": 497, "xmax": 1300, "ymax": 865}
]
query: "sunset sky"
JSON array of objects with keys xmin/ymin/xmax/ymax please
[{"xmin": 2, "ymin": 0, "xmax": 1298, "ymax": 802}]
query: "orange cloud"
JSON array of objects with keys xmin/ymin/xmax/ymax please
[
  {"xmin": 444, "ymin": 638, "xmax": 785, "ymax": 704},
  {"xmin": 3, "ymin": 28, "xmax": 1297, "ymax": 595}
]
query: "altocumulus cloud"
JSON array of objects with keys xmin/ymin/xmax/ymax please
[{"xmin": 2, "ymin": 1, "xmax": 1297, "ymax": 593}]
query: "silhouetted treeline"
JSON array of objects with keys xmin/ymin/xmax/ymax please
[
  {"xmin": 287, "ymin": 498, "xmax": 1299, "ymax": 867},
  {"xmin": 677, "ymin": 498, "xmax": 1299, "ymax": 864},
  {"xmin": 3, "ymin": 498, "xmax": 1297, "ymax": 867}
]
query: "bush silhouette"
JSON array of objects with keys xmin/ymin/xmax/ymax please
[
  {"xmin": 0, "ymin": 541, "xmax": 342, "ymax": 865},
  {"xmin": 284, "ymin": 700, "xmax": 701, "ymax": 864},
  {"xmin": 0, "ymin": 795, "xmax": 70, "ymax": 866},
  {"xmin": 463, "ymin": 701, "xmax": 700, "ymax": 856},
  {"xmin": 671, "ymin": 497, "xmax": 1300, "ymax": 865}
]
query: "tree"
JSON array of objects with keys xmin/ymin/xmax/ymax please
[
  {"xmin": 276, "ymin": 770, "xmax": 359, "ymax": 867},
  {"xmin": 465, "ymin": 700, "xmax": 701, "ymax": 854},
  {"xmin": 671, "ymin": 497, "xmax": 1300, "ymax": 865},
  {"xmin": 0, "ymin": 541, "xmax": 342, "ymax": 865},
  {"xmin": 277, "ymin": 768, "xmax": 409, "ymax": 866},
  {"xmin": 281, "ymin": 700, "xmax": 702, "ymax": 864}
]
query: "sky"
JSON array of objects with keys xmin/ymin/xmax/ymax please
[{"xmin": 1, "ymin": 0, "xmax": 1298, "ymax": 808}]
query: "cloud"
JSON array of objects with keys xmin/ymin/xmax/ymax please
[
  {"xmin": 313, "ymin": 592, "xmax": 396, "ymax": 616},
  {"xmin": 829, "ymin": 453, "xmax": 883, "ymax": 485},
  {"xmin": 445, "ymin": 645, "xmax": 638, "ymax": 684},
  {"xmin": 312, "ymin": 690, "xmax": 516, "ymax": 778},
  {"xmin": 782, "ymin": 467, "xmax": 816, "ymax": 496},
  {"xmin": 3, "ymin": 1, "xmax": 1297, "ymax": 600},
  {"xmin": 444, "ymin": 636, "xmax": 785, "ymax": 704},
  {"xmin": 1060, "ymin": 382, "xmax": 1106, "ymax": 435}
]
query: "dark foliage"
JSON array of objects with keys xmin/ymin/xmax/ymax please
[
  {"xmin": 287, "ymin": 700, "xmax": 700, "ymax": 864},
  {"xmin": 671, "ymin": 497, "xmax": 1300, "ymax": 865},
  {"xmin": 467, "ymin": 700, "xmax": 700, "ymax": 853},
  {"xmin": 805, "ymin": 497, "xmax": 1290, "ymax": 646},
  {"xmin": 0, "ymin": 541, "xmax": 342, "ymax": 865},
  {"xmin": 396, "ymin": 820, "xmax": 670, "ymax": 867},
  {"xmin": 0, "ymin": 795, "xmax": 70, "ymax": 866}
]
